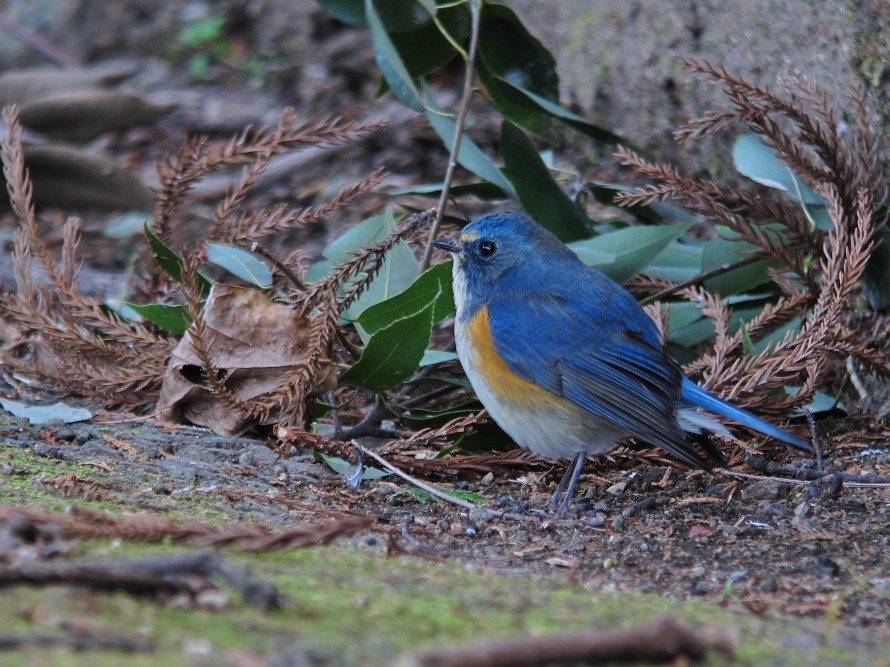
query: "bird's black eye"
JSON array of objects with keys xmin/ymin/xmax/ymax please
[{"xmin": 478, "ymin": 240, "xmax": 498, "ymax": 258}]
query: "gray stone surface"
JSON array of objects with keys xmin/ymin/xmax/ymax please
[{"xmin": 511, "ymin": 0, "xmax": 887, "ymax": 171}]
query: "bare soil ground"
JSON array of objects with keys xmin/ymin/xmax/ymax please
[{"xmin": 3, "ymin": 412, "xmax": 889, "ymax": 625}]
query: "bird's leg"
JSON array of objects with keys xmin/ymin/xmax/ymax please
[{"xmin": 544, "ymin": 451, "xmax": 586, "ymax": 515}]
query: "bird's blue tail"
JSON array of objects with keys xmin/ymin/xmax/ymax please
[{"xmin": 681, "ymin": 379, "xmax": 811, "ymax": 452}]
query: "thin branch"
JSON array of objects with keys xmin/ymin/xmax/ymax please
[
  {"xmin": 640, "ymin": 253, "xmax": 763, "ymax": 305},
  {"xmin": 421, "ymin": 0, "xmax": 482, "ymax": 270},
  {"xmin": 251, "ymin": 242, "xmax": 306, "ymax": 290},
  {"xmin": 357, "ymin": 444, "xmax": 477, "ymax": 510}
]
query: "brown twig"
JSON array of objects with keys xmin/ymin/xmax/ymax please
[
  {"xmin": 0, "ymin": 504, "xmax": 372, "ymax": 552},
  {"xmin": 398, "ymin": 614, "xmax": 733, "ymax": 666},
  {"xmin": 356, "ymin": 444, "xmax": 606, "ymax": 529},
  {"xmin": 0, "ymin": 551, "xmax": 285, "ymax": 611},
  {"xmin": 251, "ymin": 241, "xmax": 307, "ymax": 291},
  {"xmin": 0, "ymin": 634, "xmax": 153, "ymax": 653},
  {"xmin": 741, "ymin": 454, "xmax": 890, "ymax": 485},
  {"xmin": 357, "ymin": 444, "xmax": 477, "ymax": 510}
]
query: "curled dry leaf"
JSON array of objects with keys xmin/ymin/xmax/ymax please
[
  {"xmin": 19, "ymin": 90, "xmax": 175, "ymax": 142},
  {"xmin": 0, "ymin": 62, "xmax": 139, "ymax": 107},
  {"xmin": 0, "ymin": 144, "xmax": 156, "ymax": 212},
  {"xmin": 157, "ymin": 284, "xmax": 337, "ymax": 436}
]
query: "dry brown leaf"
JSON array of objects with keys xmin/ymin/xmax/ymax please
[
  {"xmin": 19, "ymin": 90, "xmax": 175, "ymax": 143},
  {"xmin": 1, "ymin": 144, "xmax": 156, "ymax": 211},
  {"xmin": 157, "ymin": 284, "xmax": 337, "ymax": 436},
  {"xmin": 0, "ymin": 63, "xmax": 138, "ymax": 108}
]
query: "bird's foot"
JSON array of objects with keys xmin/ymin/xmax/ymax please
[
  {"xmin": 488, "ymin": 496, "xmax": 531, "ymax": 514},
  {"xmin": 543, "ymin": 492, "xmax": 576, "ymax": 517}
]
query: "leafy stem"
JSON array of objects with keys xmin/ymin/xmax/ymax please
[{"xmin": 420, "ymin": 0, "xmax": 482, "ymax": 270}]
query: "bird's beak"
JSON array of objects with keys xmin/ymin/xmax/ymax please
[{"xmin": 432, "ymin": 239, "xmax": 460, "ymax": 253}]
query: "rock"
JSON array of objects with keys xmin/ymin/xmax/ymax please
[
  {"xmin": 743, "ymin": 480, "xmax": 786, "ymax": 501},
  {"xmin": 510, "ymin": 0, "xmax": 887, "ymax": 173}
]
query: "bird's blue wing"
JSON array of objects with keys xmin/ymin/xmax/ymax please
[{"xmin": 487, "ymin": 284, "xmax": 711, "ymax": 468}]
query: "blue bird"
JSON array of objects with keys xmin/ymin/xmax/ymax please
[{"xmin": 433, "ymin": 211, "xmax": 811, "ymax": 514}]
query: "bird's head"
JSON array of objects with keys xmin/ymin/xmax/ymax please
[{"xmin": 433, "ymin": 211, "xmax": 577, "ymax": 307}]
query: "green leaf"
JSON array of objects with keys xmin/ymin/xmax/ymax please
[
  {"xmin": 478, "ymin": 63, "xmax": 558, "ymax": 141},
  {"xmin": 751, "ymin": 316, "xmax": 802, "ymax": 353},
  {"xmin": 441, "ymin": 487, "xmax": 485, "ymax": 504},
  {"xmin": 667, "ymin": 302, "xmax": 766, "ymax": 349},
  {"xmin": 733, "ymin": 134, "xmax": 825, "ymax": 205},
  {"xmin": 366, "ymin": 0, "xmax": 423, "ymax": 111},
  {"xmin": 419, "ymin": 349, "xmax": 459, "ymax": 366},
  {"xmin": 104, "ymin": 300, "xmax": 141, "ymax": 323},
  {"xmin": 303, "ymin": 258, "xmax": 333, "ymax": 284},
  {"xmin": 317, "ymin": 453, "xmax": 391, "ymax": 480},
  {"xmin": 319, "ymin": 211, "xmax": 421, "ymax": 332},
  {"xmin": 475, "ymin": 4, "xmax": 619, "ymax": 143},
  {"xmin": 145, "ymin": 223, "xmax": 184, "ymax": 282},
  {"xmin": 565, "ymin": 244, "xmax": 614, "ymax": 267},
  {"xmin": 387, "ymin": 4, "xmax": 467, "ymax": 81},
  {"xmin": 322, "ymin": 212, "xmax": 392, "ymax": 262},
  {"xmin": 569, "ymin": 223, "xmax": 694, "ymax": 283},
  {"xmin": 700, "ymin": 234, "xmax": 773, "ymax": 296},
  {"xmin": 402, "ymin": 376, "xmax": 471, "ymax": 390},
  {"xmin": 357, "ymin": 260, "xmax": 455, "ymax": 335},
  {"xmin": 509, "ymin": 84, "xmax": 623, "ymax": 144},
  {"xmin": 317, "ymin": 0, "xmax": 366, "ymax": 26},
  {"xmin": 401, "ymin": 401, "xmax": 479, "ymax": 427},
  {"xmin": 478, "ymin": 4, "xmax": 558, "ymax": 101},
  {"xmin": 385, "ymin": 181, "xmax": 508, "ymax": 200},
  {"xmin": 423, "ymin": 89, "xmax": 516, "ymax": 197},
  {"xmin": 179, "ymin": 14, "xmax": 226, "ymax": 46},
  {"xmin": 453, "ymin": 419, "xmax": 515, "ymax": 452},
  {"xmin": 103, "ymin": 211, "xmax": 152, "ymax": 238},
  {"xmin": 645, "ymin": 240, "xmax": 703, "ymax": 283},
  {"xmin": 341, "ymin": 287, "xmax": 440, "ymax": 392},
  {"xmin": 500, "ymin": 121, "xmax": 592, "ymax": 241},
  {"xmin": 739, "ymin": 321, "xmax": 756, "ymax": 356},
  {"xmin": 476, "ymin": 3, "xmax": 560, "ymax": 139},
  {"xmin": 787, "ymin": 388, "xmax": 844, "ymax": 417},
  {"xmin": 349, "ymin": 241, "xmax": 421, "ymax": 329},
  {"xmin": 125, "ymin": 302, "xmax": 190, "ymax": 334},
  {"xmin": 1, "ymin": 399, "xmax": 91, "ymax": 425},
  {"xmin": 144, "ymin": 223, "xmax": 212, "ymax": 293},
  {"xmin": 206, "ymin": 242, "xmax": 273, "ymax": 288},
  {"xmin": 480, "ymin": 63, "xmax": 620, "ymax": 143},
  {"xmin": 864, "ymin": 230, "xmax": 890, "ymax": 309},
  {"xmin": 317, "ymin": 0, "xmax": 431, "ymax": 31}
]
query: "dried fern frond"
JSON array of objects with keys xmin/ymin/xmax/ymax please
[
  {"xmin": 219, "ymin": 168, "xmax": 388, "ymax": 244},
  {"xmin": 1, "ymin": 107, "xmax": 174, "ymax": 404},
  {"xmin": 615, "ymin": 62, "xmax": 888, "ymax": 421},
  {"xmin": 146, "ymin": 111, "xmax": 387, "ymax": 295},
  {"xmin": 154, "ymin": 135, "xmax": 210, "ymax": 242},
  {"xmin": 615, "ymin": 145, "xmax": 814, "ymax": 284},
  {"xmin": 1, "ymin": 104, "xmax": 387, "ymax": 413},
  {"xmin": 204, "ymin": 111, "xmax": 386, "ymax": 168}
]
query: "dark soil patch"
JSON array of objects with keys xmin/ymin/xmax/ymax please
[{"xmin": 3, "ymin": 413, "xmax": 888, "ymax": 629}]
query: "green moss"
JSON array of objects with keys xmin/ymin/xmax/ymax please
[
  {"xmin": 0, "ymin": 541, "xmax": 867, "ymax": 665},
  {"xmin": 0, "ymin": 446, "xmax": 876, "ymax": 666}
]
